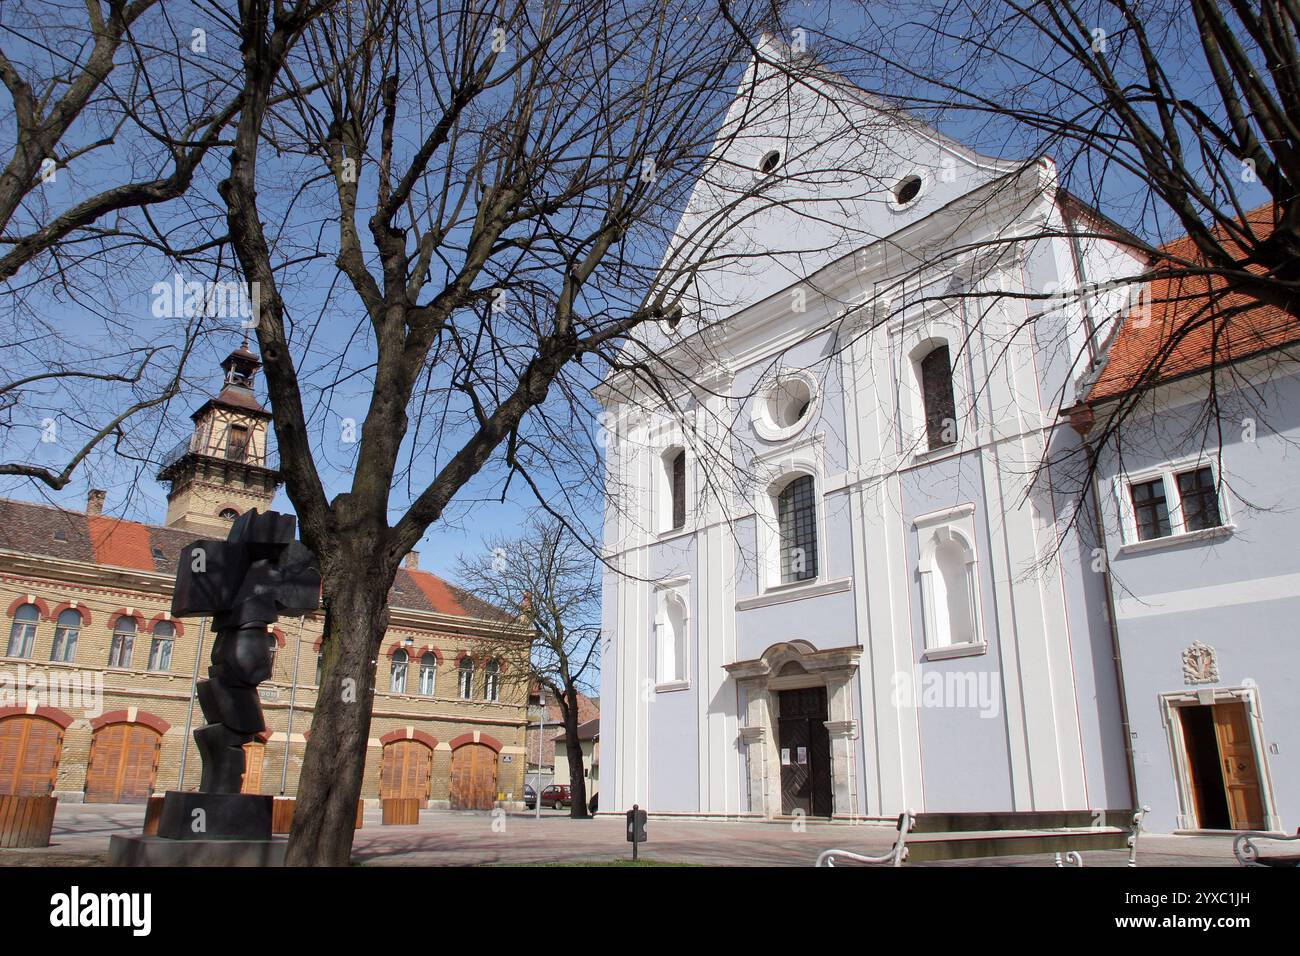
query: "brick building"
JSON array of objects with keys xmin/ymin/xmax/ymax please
[{"xmin": 0, "ymin": 344, "xmax": 530, "ymax": 808}]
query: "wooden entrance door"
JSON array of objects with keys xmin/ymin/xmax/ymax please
[
  {"xmin": 84, "ymin": 723, "xmax": 161, "ymax": 803},
  {"xmin": 1213, "ymin": 701, "xmax": 1265, "ymax": 831},
  {"xmin": 379, "ymin": 740, "xmax": 432, "ymax": 804},
  {"xmin": 0, "ymin": 716, "xmax": 64, "ymax": 796},
  {"xmin": 449, "ymin": 743, "xmax": 497, "ymax": 810},
  {"xmin": 778, "ymin": 687, "xmax": 832, "ymax": 817}
]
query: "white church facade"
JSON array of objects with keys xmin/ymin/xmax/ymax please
[{"xmin": 596, "ymin": 43, "xmax": 1148, "ymax": 822}]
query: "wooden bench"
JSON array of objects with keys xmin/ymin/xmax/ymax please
[
  {"xmin": 0, "ymin": 794, "xmax": 58, "ymax": 848},
  {"xmin": 816, "ymin": 808, "xmax": 1149, "ymax": 867},
  {"xmin": 1234, "ymin": 830, "xmax": 1300, "ymax": 867},
  {"xmin": 381, "ymin": 797, "xmax": 422, "ymax": 825}
]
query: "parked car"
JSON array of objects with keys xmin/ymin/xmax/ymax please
[
  {"xmin": 523, "ymin": 785, "xmax": 537, "ymax": 810},
  {"xmin": 540, "ymin": 784, "xmax": 571, "ymax": 810}
]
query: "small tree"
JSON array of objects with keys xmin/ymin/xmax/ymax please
[{"xmin": 458, "ymin": 514, "xmax": 599, "ymax": 818}]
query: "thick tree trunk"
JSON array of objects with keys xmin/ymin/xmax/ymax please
[
  {"xmin": 563, "ymin": 686, "xmax": 588, "ymax": 819},
  {"xmin": 284, "ymin": 556, "xmax": 394, "ymax": 865}
]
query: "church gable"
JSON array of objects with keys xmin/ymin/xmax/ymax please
[{"xmin": 647, "ymin": 37, "xmax": 1019, "ymax": 352}]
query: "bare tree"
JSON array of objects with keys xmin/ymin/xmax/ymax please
[
  {"xmin": 0, "ymin": 1, "xmax": 277, "ymax": 491},
  {"xmin": 207, "ymin": 0, "xmax": 892, "ymax": 865},
  {"xmin": 805, "ymin": 1, "xmax": 1299, "ymax": 465},
  {"xmin": 458, "ymin": 513, "xmax": 600, "ymax": 818}
]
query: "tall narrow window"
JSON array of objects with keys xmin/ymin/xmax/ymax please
[
  {"xmin": 266, "ymin": 634, "xmax": 278, "ymax": 676},
  {"xmin": 6, "ymin": 603, "xmax": 39, "ymax": 658},
  {"xmin": 419, "ymin": 653, "xmax": 437, "ymax": 696},
  {"xmin": 148, "ymin": 620, "xmax": 175, "ymax": 672},
  {"xmin": 390, "ymin": 649, "xmax": 408, "ymax": 694},
  {"xmin": 51, "ymin": 608, "xmax": 81, "ymax": 663},
  {"xmin": 458, "ymin": 658, "xmax": 474, "ymax": 699},
  {"xmin": 484, "ymin": 660, "xmax": 501, "ymax": 702},
  {"xmin": 777, "ymin": 475, "xmax": 818, "ymax": 583},
  {"xmin": 919, "ymin": 344, "xmax": 957, "ymax": 450},
  {"xmin": 315, "ymin": 651, "xmax": 324, "ymax": 686},
  {"xmin": 1177, "ymin": 467, "xmax": 1222, "ymax": 532},
  {"xmin": 1130, "ymin": 478, "xmax": 1171, "ymax": 541},
  {"xmin": 108, "ymin": 617, "xmax": 136, "ymax": 668},
  {"xmin": 670, "ymin": 449, "xmax": 686, "ymax": 530}
]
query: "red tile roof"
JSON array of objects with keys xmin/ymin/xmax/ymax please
[
  {"xmin": 0, "ymin": 497, "xmax": 505, "ymax": 620},
  {"xmin": 86, "ymin": 514, "xmax": 156, "ymax": 571},
  {"xmin": 1088, "ymin": 205, "xmax": 1300, "ymax": 403}
]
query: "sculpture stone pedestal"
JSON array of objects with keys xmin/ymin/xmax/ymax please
[
  {"xmin": 156, "ymin": 791, "xmax": 273, "ymax": 841},
  {"xmin": 108, "ymin": 834, "xmax": 286, "ymax": 866},
  {"xmin": 108, "ymin": 791, "xmax": 282, "ymax": 866}
]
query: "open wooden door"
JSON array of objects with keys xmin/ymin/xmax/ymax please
[{"xmin": 1212, "ymin": 701, "xmax": 1265, "ymax": 831}]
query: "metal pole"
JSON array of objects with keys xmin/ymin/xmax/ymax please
[
  {"xmin": 536, "ymin": 685, "xmax": 545, "ymax": 820},
  {"xmin": 177, "ymin": 616, "xmax": 208, "ymax": 791},
  {"xmin": 280, "ymin": 615, "xmax": 305, "ymax": 796}
]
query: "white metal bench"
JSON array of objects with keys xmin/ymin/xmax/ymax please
[
  {"xmin": 816, "ymin": 808, "xmax": 1149, "ymax": 867},
  {"xmin": 1234, "ymin": 830, "xmax": 1300, "ymax": 867}
]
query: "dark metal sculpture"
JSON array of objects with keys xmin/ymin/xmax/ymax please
[{"xmin": 172, "ymin": 510, "xmax": 320, "ymax": 793}]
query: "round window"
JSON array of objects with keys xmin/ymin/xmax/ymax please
[
  {"xmin": 753, "ymin": 373, "xmax": 817, "ymax": 441},
  {"xmin": 758, "ymin": 149, "xmax": 782, "ymax": 175},
  {"xmin": 893, "ymin": 174, "xmax": 923, "ymax": 206},
  {"xmin": 219, "ymin": 508, "xmax": 239, "ymax": 520},
  {"xmin": 768, "ymin": 378, "xmax": 812, "ymax": 428}
]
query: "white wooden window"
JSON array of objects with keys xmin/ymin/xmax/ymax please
[
  {"xmin": 6, "ymin": 603, "xmax": 38, "ymax": 658},
  {"xmin": 148, "ymin": 620, "xmax": 175, "ymax": 672},
  {"xmin": 51, "ymin": 609, "xmax": 80, "ymax": 663},
  {"xmin": 458, "ymin": 658, "xmax": 475, "ymax": 699},
  {"xmin": 390, "ymin": 649, "xmax": 408, "ymax": 694},
  {"xmin": 419, "ymin": 653, "xmax": 437, "ymax": 696},
  {"xmin": 1115, "ymin": 457, "xmax": 1230, "ymax": 547}
]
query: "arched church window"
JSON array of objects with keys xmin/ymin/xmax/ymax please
[
  {"xmin": 919, "ymin": 343, "xmax": 957, "ymax": 450},
  {"xmin": 776, "ymin": 475, "xmax": 818, "ymax": 584}
]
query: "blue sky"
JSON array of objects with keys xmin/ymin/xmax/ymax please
[{"xmin": 0, "ymin": 3, "xmax": 1272, "ymax": 582}]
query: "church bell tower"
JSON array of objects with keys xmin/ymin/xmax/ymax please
[{"xmin": 157, "ymin": 341, "xmax": 281, "ymax": 531}]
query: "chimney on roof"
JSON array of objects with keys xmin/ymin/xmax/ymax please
[
  {"xmin": 86, "ymin": 489, "xmax": 106, "ymax": 516},
  {"xmin": 405, "ymin": 551, "xmax": 419, "ymax": 570}
]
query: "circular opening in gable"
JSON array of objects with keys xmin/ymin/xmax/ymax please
[
  {"xmin": 758, "ymin": 150, "xmax": 782, "ymax": 175},
  {"xmin": 893, "ymin": 174, "xmax": 923, "ymax": 206}
]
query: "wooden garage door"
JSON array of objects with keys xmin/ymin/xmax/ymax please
[
  {"xmin": 449, "ymin": 743, "xmax": 497, "ymax": 811},
  {"xmin": 84, "ymin": 723, "xmax": 161, "ymax": 804},
  {"xmin": 379, "ymin": 740, "xmax": 432, "ymax": 803},
  {"xmin": 0, "ymin": 716, "xmax": 64, "ymax": 796}
]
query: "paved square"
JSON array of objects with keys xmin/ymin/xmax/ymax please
[{"xmin": 0, "ymin": 803, "xmax": 1242, "ymax": 867}]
